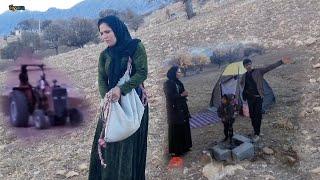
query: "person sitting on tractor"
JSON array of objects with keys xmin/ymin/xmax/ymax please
[
  {"xmin": 19, "ymin": 66, "xmax": 30, "ymax": 86},
  {"xmin": 38, "ymin": 74, "xmax": 50, "ymax": 93},
  {"xmin": 36, "ymin": 74, "xmax": 50, "ymax": 110},
  {"xmin": 19, "ymin": 66, "xmax": 35, "ymax": 112}
]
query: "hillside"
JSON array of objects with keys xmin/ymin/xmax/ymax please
[
  {"xmin": 0, "ymin": 0, "xmax": 173, "ymax": 35},
  {"xmin": 138, "ymin": 0, "xmax": 320, "ymax": 178},
  {"xmin": 1, "ymin": 0, "xmax": 320, "ymax": 179}
]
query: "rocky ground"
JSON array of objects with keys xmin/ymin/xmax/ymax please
[
  {"xmin": 0, "ymin": 0, "xmax": 320, "ymax": 179},
  {"xmin": 167, "ymin": 47, "xmax": 318, "ymax": 180}
]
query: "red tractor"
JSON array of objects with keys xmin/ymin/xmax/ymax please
[{"xmin": 9, "ymin": 64, "xmax": 83, "ymax": 129}]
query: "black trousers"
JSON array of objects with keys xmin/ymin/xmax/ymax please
[
  {"xmin": 223, "ymin": 118, "xmax": 234, "ymax": 139},
  {"xmin": 223, "ymin": 121, "xmax": 233, "ymax": 139},
  {"xmin": 247, "ymin": 97, "xmax": 263, "ymax": 136}
]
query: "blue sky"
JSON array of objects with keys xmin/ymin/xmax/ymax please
[{"xmin": 0, "ymin": 0, "xmax": 84, "ymax": 14}]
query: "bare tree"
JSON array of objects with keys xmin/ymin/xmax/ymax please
[
  {"xmin": 43, "ymin": 21, "xmax": 65, "ymax": 54},
  {"xmin": 1, "ymin": 41, "xmax": 24, "ymax": 60},
  {"xmin": 17, "ymin": 19, "xmax": 39, "ymax": 31},
  {"xmin": 4, "ymin": 35, "xmax": 8, "ymax": 43},
  {"xmin": 41, "ymin": 20, "xmax": 52, "ymax": 31},
  {"xmin": 61, "ymin": 18, "xmax": 96, "ymax": 48},
  {"xmin": 20, "ymin": 31, "xmax": 41, "ymax": 52},
  {"xmin": 99, "ymin": 9, "xmax": 120, "ymax": 18},
  {"xmin": 183, "ymin": 0, "xmax": 196, "ymax": 19},
  {"xmin": 166, "ymin": 9, "xmax": 171, "ymax": 19},
  {"xmin": 122, "ymin": 9, "xmax": 144, "ymax": 31}
]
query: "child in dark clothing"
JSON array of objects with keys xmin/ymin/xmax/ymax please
[{"xmin": 217, "ymin": 94, "xmax": 235, "ymax": 142}]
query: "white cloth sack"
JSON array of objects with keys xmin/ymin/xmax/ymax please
[{"xmin": 102, "ymin": 61, "xmax": 145, "ymax": 143}]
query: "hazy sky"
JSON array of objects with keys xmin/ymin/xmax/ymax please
[{"xmin": 0, "ymin": 0, "xmax": 84, "ymax": 14}]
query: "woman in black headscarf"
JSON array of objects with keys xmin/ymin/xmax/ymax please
[
  {"xmin": 163, "ymin": 66, "xmax": 192, "ymax": 156},
  {"xmin": 89, "ymin": 16, "xmax": 148, "ymax": 180}
]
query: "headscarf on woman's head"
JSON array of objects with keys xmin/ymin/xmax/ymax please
[
  {"xmin": 166, "ymin": 66, "xmax": 179, "ymax": 81},
  {"xmin": 98, "ymin": 16, "xmax": 140, "ymax": 57},
  {"xmin": 97, "ymin": 15, "xmax": 141, "ymax": 90},
  {"xmin": 166, "ymin": 66, "xmax": 186, "ymax": 96}
]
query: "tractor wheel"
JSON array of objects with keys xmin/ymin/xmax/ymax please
[
  {"xmin": 9, "ymin": 90, "xmax": 29, "ymax": 127},
  {"xmin": 68, "ymin": 108, "xmax": 83, "ymax": 125},
  {"xmin": 33, "ymin": 109, "xmax": 50, "ymax": 129},
  {"xmin": 47, "ymin": 111, "xmax": 56, "ymax": 126}
]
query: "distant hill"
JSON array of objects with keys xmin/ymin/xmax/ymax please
[{"xmin": 0, "ymin": 0, "xmax": 173, "ymax": 36}]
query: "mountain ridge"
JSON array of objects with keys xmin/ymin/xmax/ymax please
[{"xmin": 0, "ymin": 0, "xmax": 173, "ymax": 36}]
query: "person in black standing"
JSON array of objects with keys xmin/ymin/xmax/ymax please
[
  {"xmin": 241, "ymin": 57, "xmax": 291, "ymax": 142},
  {"xmin": 163, "ymin": 66, "xmax": 192, "ymax": 156}
]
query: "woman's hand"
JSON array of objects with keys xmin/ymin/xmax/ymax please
[
  {"xmin": 181, "ymin": 91, "xmax": 188, "ymax": 97},
  {"xmin": 111, "ymin": 86, "xmax": 121, "ymax": 102},
  {"xmin": 98, "ymin": 138, "xmax": 106, "ymax": 148},
  {"xmin": 281, "ymin": 56, "xmax": 292, "ymax": 64}
]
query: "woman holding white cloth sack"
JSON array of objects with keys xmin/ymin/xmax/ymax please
[{"xmin": 89, "ymin": 16, "xmax": 149, "ymax": 180}]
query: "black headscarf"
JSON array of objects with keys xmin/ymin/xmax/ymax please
[
  {"xmin": 98, "ymin": 16, "xmax": 141, "ymax": 90},
  {"xmin": 166, "ymin": 66, "xmax": 186, "ymax": 94},
  {"xmin": 166, "ymin": 66, "xmax": 179, "ymax": 81}
]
